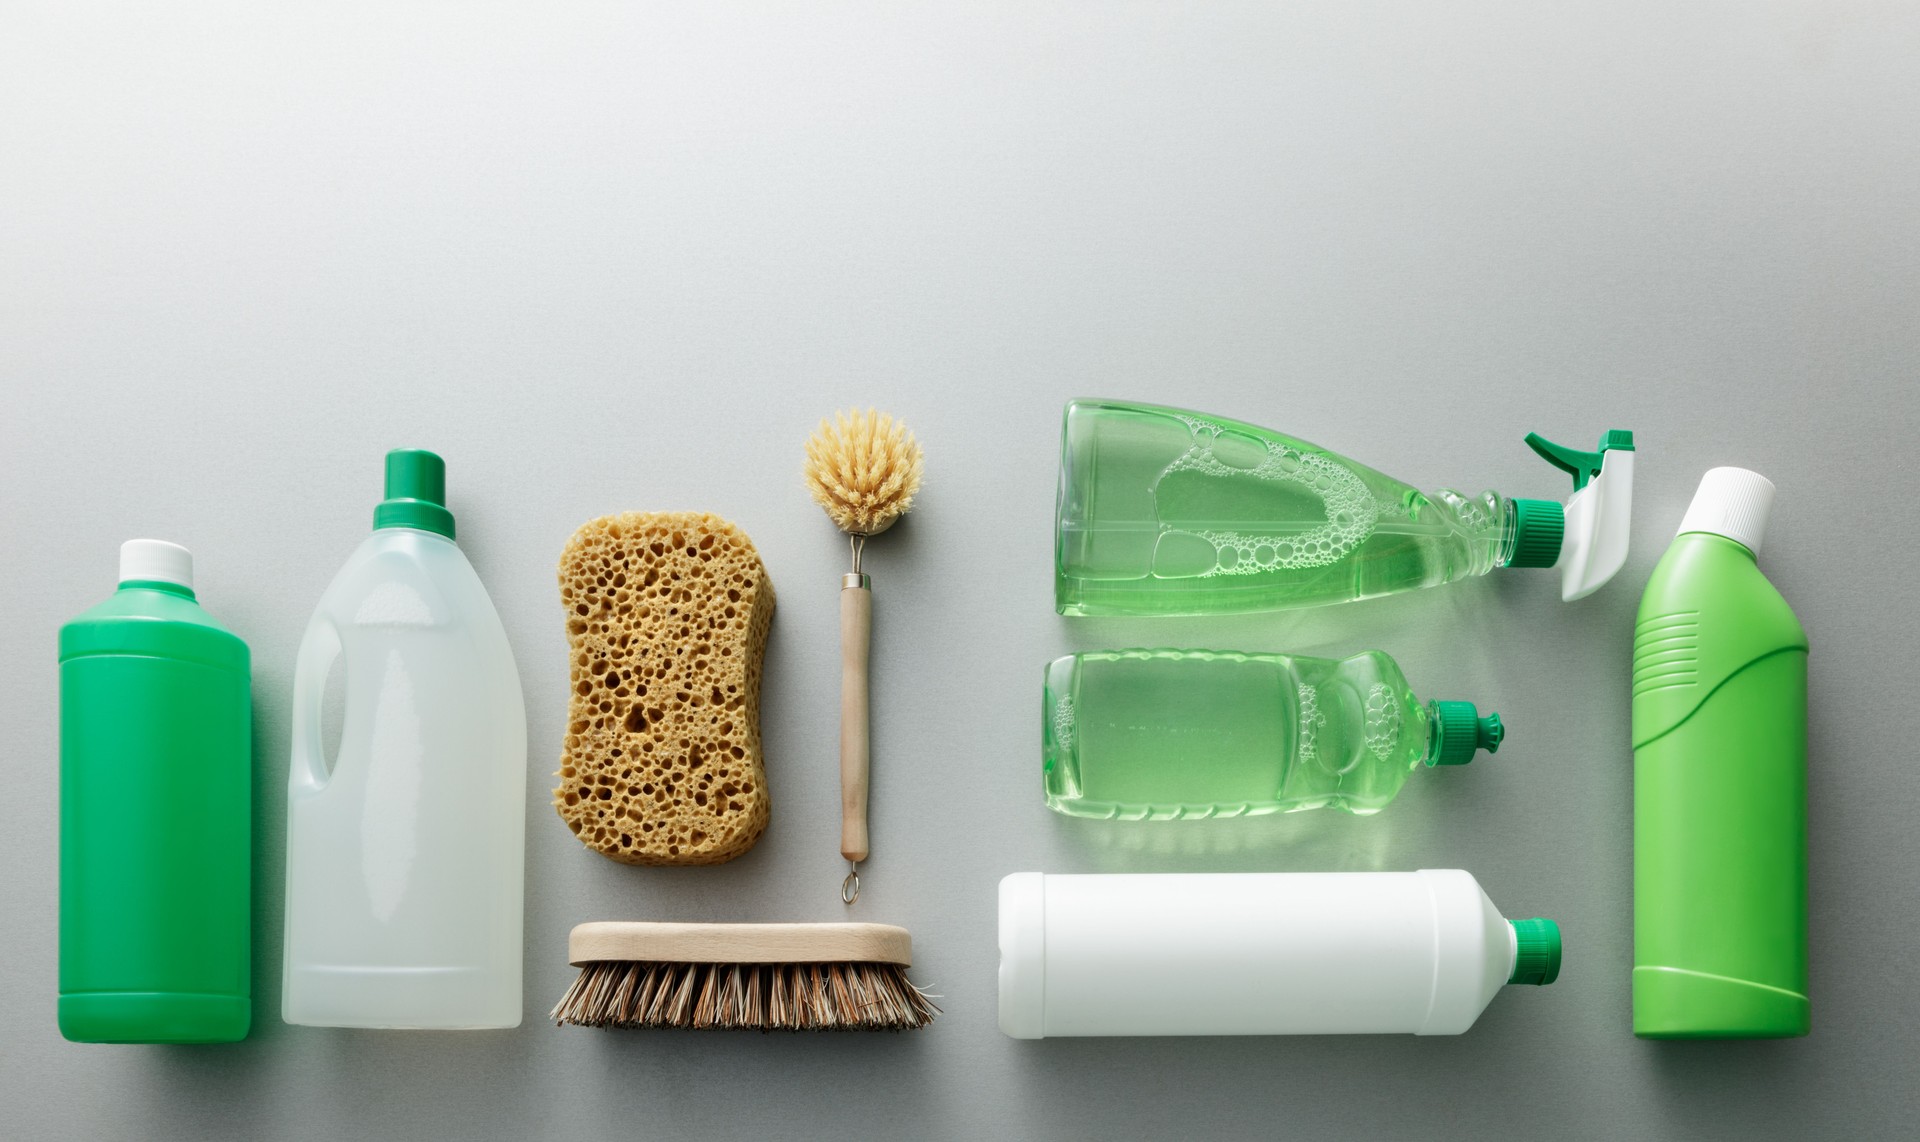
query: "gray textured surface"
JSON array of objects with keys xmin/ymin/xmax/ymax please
[{"xmin": 4, "ymin": 3, "xmax": 1917, "ymax": 1139}]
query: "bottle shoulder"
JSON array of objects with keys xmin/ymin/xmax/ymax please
[
  {"xmin": 314, "ymin": 530, "xmax": 492, "ymax": 617},
  {"xmin": 1633, "ymin": 534, "xmax": 1804, "ymax": 745},
  {"xmin": 305, "ymin": 529, "xmax": 517, "ymax": 680},
  {"xmin": 335, "ymin": 528, "xmax": 478, "ymax": 577},
  {"xmin": 60, "ymin": 589, "xmax": 249, "ymax": 669},
  {"xmin": 1637, "ymin": 534, "xmax": 1805, "ymax": 648}
]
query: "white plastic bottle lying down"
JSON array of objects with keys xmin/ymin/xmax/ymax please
[{"xmin": 998, "ymin": 870, "xmax": 1559, "ymax": 1038}]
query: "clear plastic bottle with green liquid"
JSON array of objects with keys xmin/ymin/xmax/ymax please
[
  {"xmin": 1054, "ymin": 399, "xmax": 1634, "ymax": 616},
  {"xmin": 1043, "ymin": 648, "xmax": 1503, "ymax": 819}
]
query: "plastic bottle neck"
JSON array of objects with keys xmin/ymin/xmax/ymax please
[
  {"xmin": 373, "ymin": 524, "xmax": 459, "ymax": 546},
  {"xmin": 1677, "ymin": 529, "xmax": 1757, "ymax": 561},
  {"xmin": 1500, "ymin": 496, "xmax": 1565, "ymax": 570},
  {"xmin": 118, "ymin": 579, "xmax": 197, "ymax": 600}
]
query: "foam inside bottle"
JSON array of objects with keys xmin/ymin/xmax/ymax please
[{"xmin": 1056, "ymin": 401, "xmax": 1506, "ymax": 616}]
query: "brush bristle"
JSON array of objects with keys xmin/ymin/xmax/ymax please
[
  {"xmin": 803, "ymin": 408, "xmax": 924, "ymax": 537},
  {"xmin": 552, "ymin": 959, "xmax": 939, "ymax": 1031}
]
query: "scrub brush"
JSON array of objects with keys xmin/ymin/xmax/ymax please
[
  {"xmin": 802, "ymin": 409, "xmax": 924, "ymax": 905},
  {"xmin": 551, "ymin": 922, "xmax": 938, "ymax": 1031}
]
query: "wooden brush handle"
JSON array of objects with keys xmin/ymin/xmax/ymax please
[
  {"xmin": 568, "ymin": 922, "xmax": 913, "ymax": 967},
  {"xmin": 840, "ymin": 575, "xmax": 872, "ymax": 863}
]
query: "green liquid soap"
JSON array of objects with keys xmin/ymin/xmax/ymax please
[
  {"xmin": 1054, "ymin": 399, "xmax": 1633, "ymax": 616},
  {"xmin": 1043, "ymin": 648, "xmax": 1501, "ymax": 820}
]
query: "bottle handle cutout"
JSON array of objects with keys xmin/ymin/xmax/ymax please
[{"xmin": 289, "ymin": 616, "xmax": 344, "ymax": 793}]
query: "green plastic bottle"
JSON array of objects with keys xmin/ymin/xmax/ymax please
[
  {"xmin": 58, "ymin": 540, "xmax": 252, "ymax": 1043},
  {"xmin": 1634, "ymin": 468, "xmax": 1808, "ymax": 1038},
  {"xmin": 1054, "ymin": 399, "xmax": 1635, "ymax": 616},
  {"xmin": 1043, "ymin": 648, "xmax": 1503, "ymax": 819}
]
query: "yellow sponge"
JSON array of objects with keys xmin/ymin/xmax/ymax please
[{"xmin": 553, "ymin": 512, "xmax": 774, "ymax": 865}]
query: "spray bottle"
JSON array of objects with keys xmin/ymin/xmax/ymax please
[{"xmin": 1054, "ymin": 399, "xmax": 1634, "ymax": 616}]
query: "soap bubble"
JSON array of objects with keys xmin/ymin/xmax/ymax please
[
  {"xmin": 1052, "ymin": 695, "xmax": 1075, "ymax": 752},
  {"xmin": 1363, "ymin": 684, "xmax": 1401, "ymax": 760},
  {"xmin": 1156, "ymin": 415, "xmax": 1379, "ymax": 577},
  {"xmin": 1296, "ymin": 684, "xmax": 1326, "ymax": 767}
]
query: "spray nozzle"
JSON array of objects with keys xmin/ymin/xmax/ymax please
[{"xmin": 1507, "ymin": 428, "xmax": 1634, "ymax": 601}]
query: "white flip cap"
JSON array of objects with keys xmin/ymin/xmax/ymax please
[
  {"xmin": 120, "ymin": 539, "xmax": 194, "ymax": 589},
  {"xmin": 1677, "ymin": 467, "xmax": 1775, "ymax": 556}
]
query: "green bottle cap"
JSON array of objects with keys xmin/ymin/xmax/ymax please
[
  {"xmin": 1509, "ymin": 917, "xmax": 1563, "ymax": 985},
  {"xmin": 1428, "ymin": 701, "xmax": 1504, "ymax": 766},
  {"xmin": 372, "ymin": 448, "xmax": 456, "ymax": 539},
  {"xmin": 1507, "ymin": 498, "xmax": 1564, "ymax": 568}
]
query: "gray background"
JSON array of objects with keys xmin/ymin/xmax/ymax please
[{"xmin": 3, "ymin": 2, "xmax": 1916, "ymax": 1139}]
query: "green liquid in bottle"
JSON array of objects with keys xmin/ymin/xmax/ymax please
[
  {"xmin": 1055, "ymin": 400, "xmax": 1510, "ymax": 616},
  {"xmin": 1043, "ymin": 649, "xmax": 1501, "ymax": 820}
]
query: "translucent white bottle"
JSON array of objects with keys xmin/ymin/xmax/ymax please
[
  {"xmin": 283, "ymin": 450, "xmax": 527, "ymax": 1029},
  {"xmin": 998, "ymin": 870, "xmax": 1560, "ymax": 1037}
]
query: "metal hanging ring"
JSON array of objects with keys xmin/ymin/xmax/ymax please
[{"xmin": 841, "ymin": 866, "xmax": 861, "ymax": 905}]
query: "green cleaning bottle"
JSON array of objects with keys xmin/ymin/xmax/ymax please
[
  {"xmin": 58, "ymin": 540, "xmax": 252, "ymax": 1043},
  {"xmin": 1634, "ymin": 468, "xmax": 1808, "ymax": 1038},
  {"xmin": 1054, "ymin": 399, "xmax": 1634, "ymax": 616},
  {"xmin": 1043, "ymin": 648, "xmax": 1503, "ymax": 819}
]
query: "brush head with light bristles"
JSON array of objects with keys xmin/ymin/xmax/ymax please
[
  {"xmin": 551, "ymin": 922, "xmax": 939, "ymax": 1031},
  {"xmin": 803, "ymin": 408, "xmax": 924, "ymax": 537}
]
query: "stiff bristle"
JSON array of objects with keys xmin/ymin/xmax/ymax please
[
  {"xmin": 802, "ymin": 408, "xmax": 924, "ymax": 537},
  {"xmin": 552, "ymin": 960, "xmax": 939, "ymax": 1032}
]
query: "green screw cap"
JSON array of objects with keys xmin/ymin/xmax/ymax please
[
  {"xmin": 1507, "ymin": 498, "xmax": 1564, "ymax": 568},
  {"xmin": 372, "ymin": 448, "xmax": 456, "ymax": 539},
  {"xmin": 1428, "ymin": 700, "xmax": 1504, "ymax": 766},
  {"xmin": 1509, "ymin": 917, "xmax": 1563, "ymax": 985}
]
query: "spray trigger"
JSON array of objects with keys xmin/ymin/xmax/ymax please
[
  {"xmin": 1526, "ymin": 429, "xmax": 1634, "ymax": 491},
  {"xmin": 1515, "ymin": 428, "xmax": 1635, "ymax": 601}
]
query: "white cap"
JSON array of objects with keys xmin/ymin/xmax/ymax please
[
  {"xmin": 997, "ymin": 872, "xmax": 1047, "ymax": 1039},
  {"xmin": 1676, "ymin": 467, "xmax": 1775, "ymax": 556},
  {"xmin": 119, "ymin": 539, "xmax": 194, "ymax": 590}
]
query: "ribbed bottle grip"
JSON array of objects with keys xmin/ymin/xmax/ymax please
[{"xmin": 1633, "ymin": 612, "xmax": 1699, "ymax": 697}]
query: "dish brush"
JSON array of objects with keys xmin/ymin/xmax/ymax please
[
  {"xmin": 551, "ymin": 922, "xmax": 938, "ymax": 1031},
  {"xmin": 802, "ymin": 409, "xmax": 924, "ymax": 904}
]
